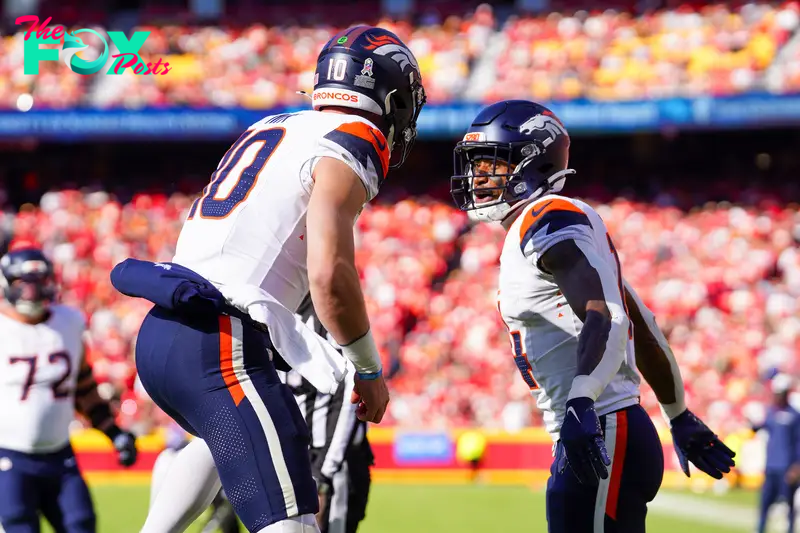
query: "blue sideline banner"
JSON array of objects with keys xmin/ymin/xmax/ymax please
[
  {"xmin": 393, "ymin": 432, "xmax": 454, "ymax": 465},
  {"xmin": 1, "ymin": 93, "xmax": 800, "ymax": 140}
]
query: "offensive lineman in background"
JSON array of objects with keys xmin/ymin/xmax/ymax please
[
  {"xmin": 134, "ymin": 25, "xmax": 425, "ymax": 533},
  {"xmin": 450, "ymin": 100, "xmax": 735, "ymax": 532},
  {"xmin": 284, "ymin": 294, "xmax": 373, "ymax": 533},
  {"xmin": 0, "ymin": 244, "xmax": 138, "ymax": 533}
]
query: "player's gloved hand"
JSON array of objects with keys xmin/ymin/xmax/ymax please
[
  {"xmin": 351, "ymin": 371, "xmax": 390, "ymax": 423},
  {"xmin": 557, "ymin": 397, "xmax": 610, "ymax": 486},
  {"xmin": 670, "ymin": 409, "xmax": 735, "ymax": 480},
  {"xmin": 112, "ymin": 431, "xmax": 138, "ymax": 468}
]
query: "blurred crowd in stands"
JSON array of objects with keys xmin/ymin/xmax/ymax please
[
  {"xmin": 5, "ymin": 1, "xmax": 800, "ymax": 109},
  {"xmin": 0, "ymin": 178, "xmax": 797, "ymax": 440}
]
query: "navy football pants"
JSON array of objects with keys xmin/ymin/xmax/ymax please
[
  {"xmin": 547, "ymin": 404, "xmax": 664, "ymax": 533},
  {"xmin": 0, "ymin": 445, "xmax": 96, "ymax": 533},
  {"xmin": 135, "ymin": 307, "xmax": 318, "ymax": 532}
]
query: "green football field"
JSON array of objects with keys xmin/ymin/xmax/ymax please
[{"xmin": 41, "ymin": 483, "xmax": 768, "ymax": 533}]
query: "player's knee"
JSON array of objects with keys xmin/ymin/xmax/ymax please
[
  {"xmin": 255, "ymin": 514, "xmax": 320, "ymax": 533},
  {"xmin": 64, "ymin": 508, "xmax": 96, "ymax": 533}
]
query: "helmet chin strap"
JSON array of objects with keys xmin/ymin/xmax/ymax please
[{"xmin": 468, "ymin": 201, "xmax": 512, "ymax": 223}]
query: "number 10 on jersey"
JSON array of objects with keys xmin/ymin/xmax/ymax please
[{"xmin": 188, "ymin": 127, "xmax": 286, "ymax": 220}]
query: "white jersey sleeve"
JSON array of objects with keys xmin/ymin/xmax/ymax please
[
  {"xmin": 309, "ymin": 119, "xmax": 389, "ymax": 202},
  {"xmin": 518, "ymin": 197, "xmax": 596, "ymax": 265}
]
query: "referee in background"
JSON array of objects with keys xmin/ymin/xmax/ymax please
[{"xmin": 279, "ymin": 294, "xmax": 375, "ymax": 533}]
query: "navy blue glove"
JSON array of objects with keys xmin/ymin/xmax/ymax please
[
  {"xmin": 557, "ymin": 397, "xmax": 610, "ymax": 486},
  {"xmin": 111, "ymin": 431, "xmax": 138, "ymax": 468},
  {"xmin": 670, "ymin": 409, "xmax": 735, "ymax": 480}
]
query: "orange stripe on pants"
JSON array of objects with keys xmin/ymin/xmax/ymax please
[
  {"xmin": 218, "ymin": 315, "xmax": 245, "ymax": 406},
  {"xmin": 605, "ymin": 409, "xmax": 628, "ymax": 520}
]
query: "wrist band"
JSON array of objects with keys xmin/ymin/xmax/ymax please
[
  {"xmin": 341, "ymin": 328, "xmax": 382, "ymax": 375},
  {"xmin": 103, "ymin": 423, "xmax": 122, "ymax": 441},
  {"xmin": 356, "ymin": 369, "xmax": 383, "ymax": 380},
  {"xmin": 661, "ymin": 401, "xmax": 687, "ymax": 422}
]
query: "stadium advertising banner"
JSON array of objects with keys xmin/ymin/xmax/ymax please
[
  {"xmin": 393, "ymin": 432, "xmax": 454, "ymax": 465},
  {"xmin": 4, "ymin": 93, "xmax": 800, "ymax": 140}
]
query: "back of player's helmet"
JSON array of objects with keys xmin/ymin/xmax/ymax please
[
  {"xmin": 312, "ymin": 26, "xmax": 427, "ymax": 167},
  {"xmin": 451, "ymin": 100, "xmax": 575, "ymax": 222},
  {"xmin": 0, "ymin": 245, "xmax": 56, "ymax": 319}
]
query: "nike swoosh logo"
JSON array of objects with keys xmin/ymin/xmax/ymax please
[
  {"xmin": 567, "ymin": 406, "xmax": 580, "ymax": 422},
  {"xmin": 529, "ymin": 201, "xmax": 553, "ymax": 218},
  {"xmin": 370, "ymin": 130, "xmax": 386, "ymax": 151}
]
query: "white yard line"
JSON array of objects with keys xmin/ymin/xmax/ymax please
[{"xmin": 649, "ymin": 492, "xmax": 756, "ymax": 531}]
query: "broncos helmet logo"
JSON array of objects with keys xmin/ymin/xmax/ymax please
[
  {"xmin": 364, "ymin": 34, "xmax": 419, "ymax": 73},
  {"xmin": 519, "ymin": 114, "xmax": 567, "ymax": 148}
]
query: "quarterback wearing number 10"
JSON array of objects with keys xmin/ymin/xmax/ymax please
[{"xmin": 129, "ymin": 25, "xmax": 426, "ymax": 533}]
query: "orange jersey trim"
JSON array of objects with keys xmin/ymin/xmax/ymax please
[
  {"xmin": 333, "ymin": 121, "xmax": 390, "ymax": 177},
  {"xmin": 518, "ymin": 198, "xmax": 585, "ymax": 244}
]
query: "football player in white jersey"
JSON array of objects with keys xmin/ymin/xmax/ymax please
[
  {"xmin": 450, "ymin": 100, "xmax": 735, "ymax": 532},
  {"xmin": 134, "ymin": 25, "xmax": 425, "ymax": 533},
  {"xmin": 0, "ymin": 244, "xmax": 137, "ymax": 533}
]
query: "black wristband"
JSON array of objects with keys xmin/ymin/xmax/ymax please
[{"xmin": 103, "ymin": 424, "xmax": 122, "ymax": 442}]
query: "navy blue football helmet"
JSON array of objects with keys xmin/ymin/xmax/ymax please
[
  {"xmin": 0, "ymin": 247, "xmax": 56, "ymax": 318},
  {"xmin": 451, "ymin": 100, "xmax": 575, "ymax": 222},
  {"xmin": 312, "ymin": 26, "xmax": 427, "ymax": 167}
]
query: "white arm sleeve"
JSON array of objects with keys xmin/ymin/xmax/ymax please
[{"xmin": 623, "ymin": 279, "xmax": 687, "ymax": 420}]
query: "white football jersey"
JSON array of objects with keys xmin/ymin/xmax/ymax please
[
  {"xmin": 173, "ymin": 110, "xmax": 389, "ymax": 312},
  {"xmin": 497, "ymin": 195, "xmax": 641, "ymax": 440},
  {"xmin": 0, "ymin": 305, "xmax": 85, "ymax": 453}
]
